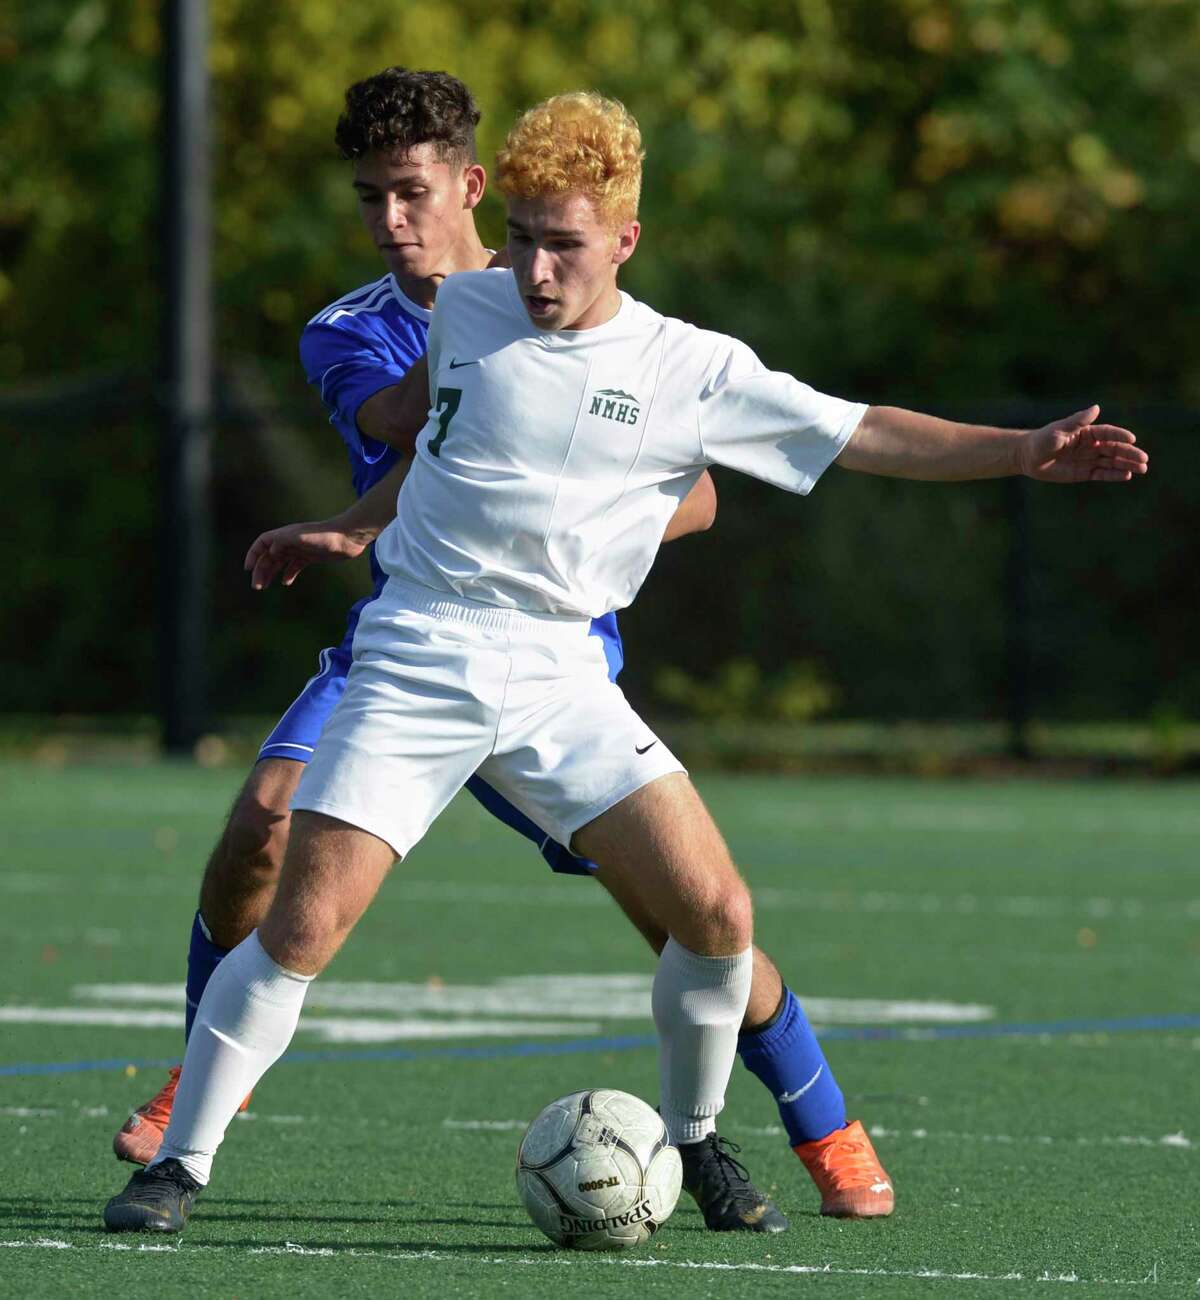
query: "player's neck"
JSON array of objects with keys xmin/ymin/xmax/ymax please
[
  {"xmin": 562, "ymin": 281, "xmax": 623, "ymax": 332},
  {"xmin": 392, "ymin": 227, "xmax": 491, "ymax": 310}
]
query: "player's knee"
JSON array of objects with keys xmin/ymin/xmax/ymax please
[
  {"xmin": 221, "ymin": 793, "xmax": 291, "ymax": 879},
  {"xmin": 258, "ymin": 921, "xmax": 328, "ymax": 977},
  {"xmin": 713, "ymin": 880, "xmax": 753, "ymax": 950},
  {"xmin": 685, "ymin": 875, "xmax": 752, "ymax": 952},
  {"xmin": 260, "ymin": 892, "xmax": 352, "ymax": 976},
  {"xmin": 260, "ymin": 895, "xmax": 332, "ymax": 969}
]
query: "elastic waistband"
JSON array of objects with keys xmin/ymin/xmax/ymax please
[{"xmin": 381, "ymin": 577, "xmax": 592, "ymax": 639}]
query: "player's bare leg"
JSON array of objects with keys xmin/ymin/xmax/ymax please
[
  {"xmin": 104, "ymin": 812, "xmax": 395, "ymax": 1231},
  {"xmin": 199, "ymin": 758, "xmax": 302, "ymax": 945},
  {"xmin": 594, "ymin": 827, "xmax": 893, "ymax": 1219},
  {"xmin": 255, "ymin": 812, "xmax": 397, "ymax": 975},
  {"xmin": 575, "ymin": 774, "xmax": 751, "ymax": 954},
  {"xmin": 112, "ymin": 758, "xmax": 300, "ymax": 1165},
  {"xmin": 574, "ymin": 773, "xmax": 786, "ymax": 1233}
]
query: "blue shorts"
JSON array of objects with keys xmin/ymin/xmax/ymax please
[{"xmin": 258, "ymin": 596, "xmax": 623, "ymax": 877}]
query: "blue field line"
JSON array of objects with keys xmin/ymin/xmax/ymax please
[
  {"xmin": 817, "ymin": 1012, "xmax": 1200, "ymax": 1042},
  {"xmin": 2, "ymin": 1014, "xmax": 1198, "ymax": 1079}
]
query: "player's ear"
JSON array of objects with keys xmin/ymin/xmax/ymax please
[
  {"xmin": 612, "ymin": 220, "xmax": 640, "ymax": 267},
  {"xmin": 463, "ymin": 163, "xmax": 487, "ymax": 209}
]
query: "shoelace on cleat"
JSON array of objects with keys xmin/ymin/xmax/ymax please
[
  {"xmin": 809, "ymin": 1136, "xmax": 882, "ymax": 1189},
  {"xmin": 692, "ymin": 1135, "xmax": 762, "ymax": 1205},
  {"xmin": 126, "ymin": 1160, "xmax": 200, "ymax": 1198}
]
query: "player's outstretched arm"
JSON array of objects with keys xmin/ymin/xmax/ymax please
[
  {"xmin": 837, "ymin": 404, "xmax": 1148, "ymax": 484},
  {"xmin": 662, "ymin": 471, "xmax": 717, "ymax": 543},
  {"xmin": 244, "ymin": 456, "xmax": 410, "ymax": 590}
]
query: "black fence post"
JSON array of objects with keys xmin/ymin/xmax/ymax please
[{"xmin": 159, "ymin": 0, "xmax": 213, "ymax": 753}]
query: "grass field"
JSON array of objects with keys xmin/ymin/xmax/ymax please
[{"xmin": 1, "ymin": 760, "xmax": 1197, "ymax": 1297}]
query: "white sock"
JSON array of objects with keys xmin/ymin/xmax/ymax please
[
  {"xmin": 651, "ymin": 937, "xmax": 753, "ymax": 1144},
  {"xmin": 150, "ymin": 930, "xmax": 312, "ymax": 1184}
]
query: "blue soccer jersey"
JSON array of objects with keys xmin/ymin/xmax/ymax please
[
  {"xmin": 298, "ymin": 273, "xmax": 431, "ymax": 587},
  {"xmin": 258, "ymin": 271, "xmax": 620, "ymax": 873}
]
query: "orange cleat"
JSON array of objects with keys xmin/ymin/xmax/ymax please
[
  {"xmin": 113, "ymin": 1065, "xmax": 251, "ymax": 1165},
  {"xmin": 794, "ymin": 1119, "xmax": 894, "ymax": 1218}
]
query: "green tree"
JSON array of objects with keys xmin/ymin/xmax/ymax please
[{"xmin": 3, "ymin": 0, "xmax": 1196, "ymax": 720}]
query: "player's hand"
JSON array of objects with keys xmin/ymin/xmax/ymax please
[
  {"xmin": 244, "ymin": 522, "xmax": 367, "ymax": 590},
  {"xmin": 1020, "ymin": 406, "xmax": 1149, "ymax": 483}
]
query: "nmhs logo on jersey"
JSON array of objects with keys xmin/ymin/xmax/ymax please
[{"xmin": 588, "ymin": 388, "xmax": 641, "ymax": 427}]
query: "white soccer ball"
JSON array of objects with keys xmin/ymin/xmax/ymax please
[{"xmin": 515, "ymin": 1088, "xmax": 683, "ymax": 1251}]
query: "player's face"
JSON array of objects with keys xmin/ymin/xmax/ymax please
[
  {"xmin": 506, "ymin": 193, "xmax": 639, "ymax": 332},
  {"xmin": 353, "ymin": 145, "xmax": 484, "ymax": 284}
]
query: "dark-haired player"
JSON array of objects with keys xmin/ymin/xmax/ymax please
[{"xmin": 109, "ymin": 71, "xmax": 893, "ymax": 1233}]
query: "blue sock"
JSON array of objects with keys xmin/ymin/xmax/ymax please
[
  {"xmin": 737, "ymin": 987, "xmax": 847, "ymax": 1146},
  {"xmin": 185, "ymin": 911, "xmax": 231, "ymax": 1042}
]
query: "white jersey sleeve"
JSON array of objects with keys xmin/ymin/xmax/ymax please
[{"xmin": 695, "ymin": 336, "xmax": 866, "ymax": 494}]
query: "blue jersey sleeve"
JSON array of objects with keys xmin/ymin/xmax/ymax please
[{"xmin": 299, "ymin": 320, "xmax": 424, "ymax": 465}]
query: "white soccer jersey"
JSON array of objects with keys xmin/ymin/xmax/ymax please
[{"xmin": 374, "ymin": 268, "xmax": 866, "ymax": 618}]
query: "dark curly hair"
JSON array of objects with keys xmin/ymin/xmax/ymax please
[{"xmin": 335, "ymin": 68, "xmax": 481, "ymax": 164}]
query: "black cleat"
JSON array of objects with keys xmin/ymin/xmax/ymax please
[
  {"xmin": 103, "ymin": 1158, "xmax": 203, "ymax": 1233},
  {"xmin": 679, "ymin": 1133, "xmax": 789, "ymax": 1233}
]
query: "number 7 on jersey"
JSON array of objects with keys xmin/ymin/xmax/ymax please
[{"xmin": 429, "ymin": 387, "xmax": 462, "ymax": 458}]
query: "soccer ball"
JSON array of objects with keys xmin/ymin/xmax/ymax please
[{"xmin": 515, "ymin": 1089, "xmax": 682, "ymax": 1250}]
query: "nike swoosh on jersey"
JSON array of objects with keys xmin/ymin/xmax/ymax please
[
  {"xmin": 635, "ymin": 741, "xmax": 658, "ymax": 755},
  {"xmin": 777, "ymin": 1063, "xmax": 824, "ymax": 1105},
  {"xmin": 448, "ymin": 357, "xmax": 480, "ymax": 369}
]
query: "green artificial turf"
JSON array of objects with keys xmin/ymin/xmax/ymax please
[{"xmin": 1, "ymin": 761, "xmax": 1197, "ymax": 1296}]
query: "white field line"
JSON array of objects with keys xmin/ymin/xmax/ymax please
[
  {"xmin": 234, "ymin": 1113, "xmax": 310, "ymax": 1125},
  {"xmin": 71, "ymin": 978, "xmax": 994, "ymax": 1026},
  {"xmin": 443, "ymin": 1117, "xmax": 1194, "ymax": 1154},
  {"xmin": 0, "ymin": 1008, "xmax": 183, "ymax": 1029},
  {"xmin": 11, "ymin": 1105, "xmax": 1190, "ymax": 1155},
  {"xmin": 866, "ymin": 1126, "xmax": 1193, "ymax": 1152},
  {"xmin": 752, "ymin": 887, "xmax": 1200, "ymax": 923},
  {"xmin": 3, "ymin": 1107, "xmax": 308, "ymax": 1127},
  {"xmin": 0, "ymin": 1005, "xmax": 602, "ymax": 1042},
  {"xmin": 760, "ymin": 803, "xmax": 1200, "ymax": 838},
  {"xmin": 298, "ymin": 1016, "xmax": 604, "ymax": 1043},
  {"xmin": 14, "ymin": 1105, "xmax": 1189, "ymax": 1156},
  {"xmin": 3, "ymin": 870, "xmax": 1198, "ymax": 925},
  {"xmin": 0, "ymin": 1237, "xmax": 1165, "ymax": 1285},
  {"xmin": 388, "ymin": 880, "xmax": 1200, "ymax": 922},
  {"xmin": 444, "ymin": 1119, "xmax": 529, "ymax": 1131},
  {"xmin": 739, "ymin": 1123, "xmax": 1194, "ymax": 1152},
  {"xmin": 19, "ymin": 780, "xmax": 1200, "ymax": 833}
]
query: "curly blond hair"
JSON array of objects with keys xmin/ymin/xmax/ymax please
[{"xmin": 495, "ymin": 93, "xmax": 643, "ymax": 230}]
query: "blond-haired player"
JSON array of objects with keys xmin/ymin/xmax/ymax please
[{"xmin": 102, "ymin": 92, "xmax": 1147, "ymax": 1237}]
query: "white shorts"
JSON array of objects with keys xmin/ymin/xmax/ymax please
[{"xmin": 292, "ymin": 578, "xmax": 685, "ymax": 858}]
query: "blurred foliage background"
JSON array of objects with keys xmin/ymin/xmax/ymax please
[{"xmin": 2, "ymin": 0, "xmax": 1197, "ymax": 735}]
